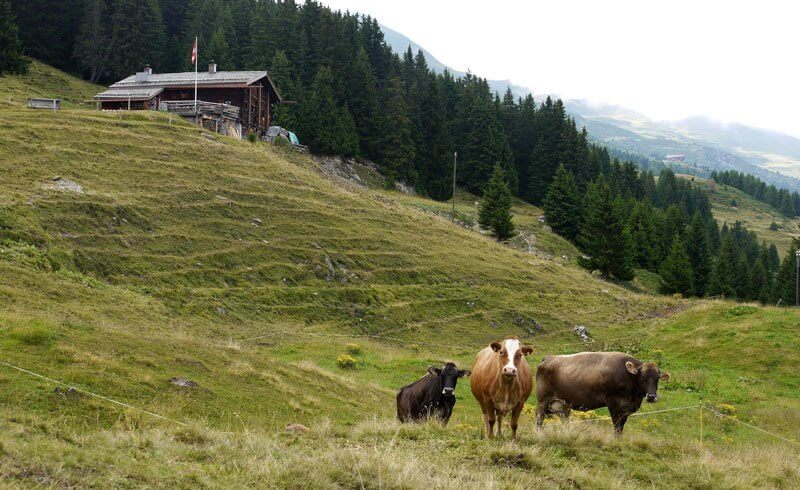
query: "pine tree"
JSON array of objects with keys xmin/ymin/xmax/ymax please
[
  {"xmin": 750, "ymin": 254, "xmax": 771, "ymax": 304},
  {"xmin": 543, "ymin": 164, "xmax": 581, "ymax": 241},
  {"xmin": 780, "ymin": 192, "xmax": 796, "ymax": 217},
  {"xmin": 660, "ymin": 235, "xmax": 694, "ymax": 296},
  {"xmin": 707, "ymin": 235, "xmax": 738, "ymax": 298},
  {"xmin": 768, "ymin": 243, "xmax": 781, "ymax": 271},
  {"xmin": 733, "ymin": 254, "xmax": 751, "ymax": 300},
  {"xmin": 628, "ymin": 201, "xmax": 658, "ymax": 270},
  {"xmin": 205, "ymin": 27, "xmax": 230, "ymax": 68},
  {"xmin": 109, "ymin": 0, "xmax": 167, "ymax": 78},
  {"xmin": 74, "ymin": 0, "xmax": 111, "ymax": 83},
  {"xmin": 269, "ymin": 50, "xmax": 301, "ymax": 130},
  {"xmin": 685, "ymin": 213, "xmax": 712, "ymax": 296},
  {"xmin": 771, "ymin": 240, "xmax": 800, "ymax": 305},
  {"xmin": 0, "ymin": 0, "xmax": 29, "ymax": 75},
  {"xmin": 10, "ymin": 0, "xmax": 80, "ymax": 73},
  {"xmin": 379, "ymin": 77, "xmax": 416, "ymax": 184},
  {"xmin": 578, "ymin": 178, "xmax": 635, "ymax": 280},
  {"xmin": 479, "ymin": 165, "xmax": 515, "ymax": 241},
  {"xmin": 346, "ymin": 47, "xmax": 381, "ymax": 161},
  {"xmin": 301, "ymin": 66, "xmax": 359, "ymax": 157}
]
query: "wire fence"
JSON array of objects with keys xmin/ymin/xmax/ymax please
[
  {"xmin": 3, "ymin": 325, "xmax": 799, "ymax": 453},
  {"xmin": 0, "ymin": 360, "xmax": 188, "ymax": 427}
]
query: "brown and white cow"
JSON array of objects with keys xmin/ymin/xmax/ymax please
[
  {"xmin": 470, "ymin": 337, "xmax": 534, "ymax": 440},
  {"xmin": 535, "ymin": 351, "xmax": 670, "ymax": 434}
]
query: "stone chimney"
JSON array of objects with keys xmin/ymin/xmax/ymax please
[
  {"xmin": 208, "ymin": 61, "xmax": 217, "ymax": 74},
  {"xmin": 135, "ymin": 65, "xmax": 153, "ymax": 82}
]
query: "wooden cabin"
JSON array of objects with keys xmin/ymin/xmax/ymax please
[{"xmin": 93, "ymin": 62, "xmax": 282, "ymax": 135}]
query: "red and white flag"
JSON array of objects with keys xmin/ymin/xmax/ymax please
[{"xmin": 191, "ymin": 36, "xmax": 198, "ymax": 65}]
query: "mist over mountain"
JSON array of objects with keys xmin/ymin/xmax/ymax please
[
  {"xmin": 379, "ymin": 23, "xmax": 530, "ymax": 100},
  {"xmin": 379, "ymin": 24, "xmax": 800, "ymax": 192}
]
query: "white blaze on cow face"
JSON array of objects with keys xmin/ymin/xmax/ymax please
[{"xmin": 502, "ymin": 339, "xmax": 520, "ymax": 376}]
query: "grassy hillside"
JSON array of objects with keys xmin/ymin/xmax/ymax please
[
  {"xmin": 683, "ymin": 174, "xmax": 800, "ymax": 253},
  {"xmin": 0, "ymin": 66, "xmax": 799, "ymax": 487},
  {"xmin": 0, "ymin": 60, "xmax": 103, "ymax": 109}
]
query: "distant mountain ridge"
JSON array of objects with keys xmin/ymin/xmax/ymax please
[
  {"xmin": 379, "ymin": 24, "xmax": 800, "ymax": 192},
  {"xmin": 379, "ymin": 23, "xmax": 530, "ymax": 99}
]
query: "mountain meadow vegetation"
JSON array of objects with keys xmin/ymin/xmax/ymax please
[{"xmin": 2, "ymin": 1, "xmax": 800, "ymax": 487}]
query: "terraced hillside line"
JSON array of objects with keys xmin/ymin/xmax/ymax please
[{"xmin": 0, "ymin": 109, "xmax": 671, "ymax": 346}]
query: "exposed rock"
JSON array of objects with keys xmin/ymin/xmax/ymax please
[
  {"xmin": 53, "ymin": 386, "xmax": 82, "ymax": 399},
  {"xmin": 216, "ymin": 306, "xmax": 228, "ymax": 315},
  {"xmin": 394, "ymin": 181, "xmax": 416, "ymax": 195},
  {"xmin": 513, "ymin": 312, "xmax": 543, "ymax": 334},
  {"xmin": 312, "ymin": 155, "xmax": 385, "ymax": 189},
  {"xmin": 169, "ymin": 377, "xmax": 199, "ymax": 388},
  {"xmin": 285, "ymin": 423, "xmax": 310, "ymax": 434},
  {"xmin": 46, "ymin": 176, "xmax": 84, "ymax": 194},
  {"xmin": 252, "ymin": 217, "xmax": 262, "ymax": 226},
  {"xmin": 573, "ymin": 325, "xmax": 591, "ymax": 342}
]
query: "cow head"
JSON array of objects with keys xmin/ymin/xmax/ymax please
[
  {"xmin": 490, "ymin": 337, "xmax": 534, "ymax": 380},
  {"xmin": 625, "ymin": 361, "xmax": 670, "ymax": 403},
  {"xmin": 428, "ymin": 362, "xmax": 471, "ymax": 396}
]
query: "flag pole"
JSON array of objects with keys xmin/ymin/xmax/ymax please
[{"xmin": 194, "ymin": 36, "xmax": 198, "ymax": 125}]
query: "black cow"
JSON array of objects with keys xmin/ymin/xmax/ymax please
[{"xmin": 396, "ymin": 362, "xmax": 471, "ymax": 425}]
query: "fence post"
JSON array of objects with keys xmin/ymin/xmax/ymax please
[{"xmin": 700, "ymin": 404, "xmax": 704, "ymax": 450}]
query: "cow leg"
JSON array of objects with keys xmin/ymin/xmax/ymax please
[
  {"xmin": 609, "ymin": 406, "xmax": 630, "ymax": 435},
  {"xmin": 495, "ymin": 411, "xmax": 504, "ymax": 437},
  {"xmin": 614, "ymin": 412, "xmax": 630, "ymax": 435},
  {"xmin": 536, "ymin": 400, "xmax": 548, "ymax": 429},
  {"xmin": 558, "ymin": 406, "xmax": 572, "ymax": 425},
  {"xmin": 510, "ymin": 403, "xmax": 524, "ymax": 441},
  {"xmin": 483, "ymin": 410, "xmax": 496, "ymax": 438}
]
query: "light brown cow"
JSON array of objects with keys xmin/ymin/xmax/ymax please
[
  {"xmin": 535, "ymin": 352, "xmax": 670, "ymax": 434},
  {"xmin": 470, "ymin": 337, "xmax": 534, "ymax": 440}
]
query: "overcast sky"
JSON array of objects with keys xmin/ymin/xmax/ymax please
[{"xmin": 319, "ymin": 0, "xmax": 800, "ymax": 137}]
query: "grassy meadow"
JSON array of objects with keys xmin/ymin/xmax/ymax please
[{"xmin": 0, "ymin": 64, "xmax": 799, "ymax": 487}]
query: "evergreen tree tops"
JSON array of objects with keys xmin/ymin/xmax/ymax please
[
  {"xmin": 660, "ymin": 234, "xmax": 694, "ymax": 296},
  {"xmin": 711, "ymin": 170, "xmax": 800, "ymax": 218},
  {"xmin": 0, "ymin": 0, "xmax": 29, "ymax": 75},
  {"xmin": 543, "ymin": 164, "xmax": 580, "ymax": 242},
  {"xmin": 479, "ymin": 165, "xmax": 515, "ymax": 241},
  {"xmin": 577, "ymin": 177, "xmax": 634, "ymax": 281}
]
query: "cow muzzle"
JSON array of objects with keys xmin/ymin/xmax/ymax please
[
  {"xmin": 502, "ymin": 366, "xmax": 517, "ymax": 378},
  {"xmin": 442, "ymin": 387, "xmax": 454, "ymax": 395},
  {"xmin": 646, "ymin": 393, "xmax": 658, "ymax": 403}
]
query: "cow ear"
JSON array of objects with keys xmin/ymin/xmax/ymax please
[
  {"xmin": 428, "ymin": 366, "xmax": 441, "ymax": 376},
  {"xmin": 625, "ymin": 361, "xmax": 639, "ymax": 375},
  {"xmin": 660, "ymin": 372, "xmax": 671, "ymax": 381},
  {"xmin": 459, "ymin": 369, "xmax": 471, "ymax": 378},
  {"xmin": 521, "ymin": 345, "xmax": 534, "ymax": 356},
  {"xmin": 490, "ymin": 341, "xmax": 502, "ymax": 352}
]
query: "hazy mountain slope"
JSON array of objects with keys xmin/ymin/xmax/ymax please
[
  {"xmin": 569, "ymin": 101, "xmax": 800, "ymax": 190},
  {"xmin": 669, "ymin": 117, "xmax": 800, "ymax": 160}
]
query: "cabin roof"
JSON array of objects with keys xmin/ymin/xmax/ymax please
[
  {"xmin": 111, "ymin": 71, "xmax": 270, "ymax": 89},
  {"xmin": 93, "ymin": 87, "xmax": 165, "ymax": 101}
]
